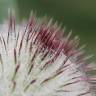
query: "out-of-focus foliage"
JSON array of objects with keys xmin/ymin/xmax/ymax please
[{"xmin": 0, "ymin": 0, "xmax": 18, "ymax": 21}]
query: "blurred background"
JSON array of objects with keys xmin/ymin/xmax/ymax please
[{"xmin": 0, "ymin": 0, "xmax": 96, "ymax": 61}]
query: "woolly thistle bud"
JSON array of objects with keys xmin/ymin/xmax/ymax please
[{"xmin": 0, "ymin": 11, "xmax": 96, "ymax": 96}]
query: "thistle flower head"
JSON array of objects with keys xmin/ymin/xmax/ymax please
[{"xmin": 0, "ymin": 11, "xmax": 96, "ymax": 96}]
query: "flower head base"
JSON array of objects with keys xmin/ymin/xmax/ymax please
[{"xmin": 0, "ymin": 12, "xmax": 96, "ymax": 96}]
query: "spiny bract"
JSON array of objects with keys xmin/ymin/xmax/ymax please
[{"xmin": 0, "ymin": 12, "xmax": 96, "ymax": 96}]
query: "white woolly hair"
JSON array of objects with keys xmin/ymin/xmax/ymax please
[{"xmin": 0, "ymin": 11, "xmax": 96, "ymax": 96}]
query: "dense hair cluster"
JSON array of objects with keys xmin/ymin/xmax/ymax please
[{"xmin": 0, "ymin": 12, "xmax": 96, "ymax": 96}]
